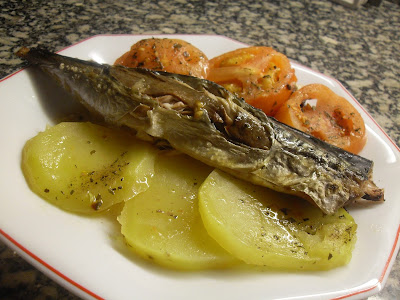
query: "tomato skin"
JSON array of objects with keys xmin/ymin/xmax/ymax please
[
  {"xmin": 274, "ymin": 84, "xmax": 367, "ymax": 154},
  {"xmin": 207, "ymin": 47, "xmax": 297, "ymax": 116},
  {"xmin": 114, "ymin": 38, "xmax": 209, "ymax": 79}
]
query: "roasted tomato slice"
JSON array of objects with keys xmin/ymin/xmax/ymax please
[
  {"xmin": 114, "ymin": 38, "xmax": 209, "ymax": 78},
  {"xmin": 274, "ymin": 84, "xmax": 367, "ymax": 154},
  {"xmin": 207, "ymin": 46, "xmax": 297, "ymax": 116}
]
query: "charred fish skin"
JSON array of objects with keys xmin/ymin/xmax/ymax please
[{"xmin": 16, "ymin": 47, "xmax": 384, "ymax": 214}]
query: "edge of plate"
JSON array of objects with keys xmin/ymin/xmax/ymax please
[
  {"xmin": 0, "ymin": 228, "xmax": 103, "ymax": 300},
  {"xmin": 1, "ymin": 34, "xmax": 399, "ymax": 300}
]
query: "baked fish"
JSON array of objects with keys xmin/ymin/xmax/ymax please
[{"xmin": 16, "ymin": 47, "xmax": 384, "ymax": 214}]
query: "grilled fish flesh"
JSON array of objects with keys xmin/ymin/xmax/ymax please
[{"xmin": 16, "ymin": 47, "xmax": 384, "ymax": 215}]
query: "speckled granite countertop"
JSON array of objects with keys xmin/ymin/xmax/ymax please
[{"xmin": 0, "ymin": 0, "xmax": 399, "ymax": 299}]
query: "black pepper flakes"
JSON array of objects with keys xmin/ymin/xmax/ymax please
[
  {"xmin": 173, "ymin": 43, "xmax": 182, "ymax": 49},
  {"xmin": 91, "ymin": 194, "xmax": 103, "ymax": 210},
  {"xmin": 280, "ymin": 208, "xmax": 288, "ymax": 215}
]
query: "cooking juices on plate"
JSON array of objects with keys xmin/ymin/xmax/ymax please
[{"xmin": 17, "ymin": 38, "xmax": 384, "ymax": 270}]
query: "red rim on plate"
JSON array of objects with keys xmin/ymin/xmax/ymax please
[{"xmin": 1, "ymin": 34, "xmax": 399, "ymax": 300}]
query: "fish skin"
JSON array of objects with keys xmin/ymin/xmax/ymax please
[{"xmin": 16, "ymin": 47, "xmax": 384, "ymax": 215}]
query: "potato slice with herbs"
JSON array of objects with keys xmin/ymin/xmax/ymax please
[
  {"xmin": 118, "ymin": 153, "xmax": 239, "ymax": 270},
  {"xmin": 22, "ymin": 122, "xmax": 156, "ymax": 213},
  {"xmin": 199, "ymin": 170, "xmax": 357, "ymax": 270}
]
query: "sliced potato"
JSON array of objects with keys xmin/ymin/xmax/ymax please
[
  {"xmin": 118, "ymin": 153, "xmax": 239, "ymax": 270},
  {"xmin": 198, "ymin": 170, "xmax": 357, "ymax": 270},
  {"xmin": 22, "ymin": 122, "xmax": 156, "ymax": 213}
]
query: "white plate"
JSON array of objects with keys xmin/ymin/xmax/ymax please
[{"xmin": 1, "ymin": 34, "xmax": 399, "ymax": 300}]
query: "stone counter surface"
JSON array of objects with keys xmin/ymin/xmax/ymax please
[{"xmin": 0, "ymin": 0, "xmax": 399, "ymax": 299}]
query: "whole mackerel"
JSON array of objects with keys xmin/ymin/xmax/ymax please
[{"xmin": 17, "ymin": 47, "xmax": 384, "ymax": 214}]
